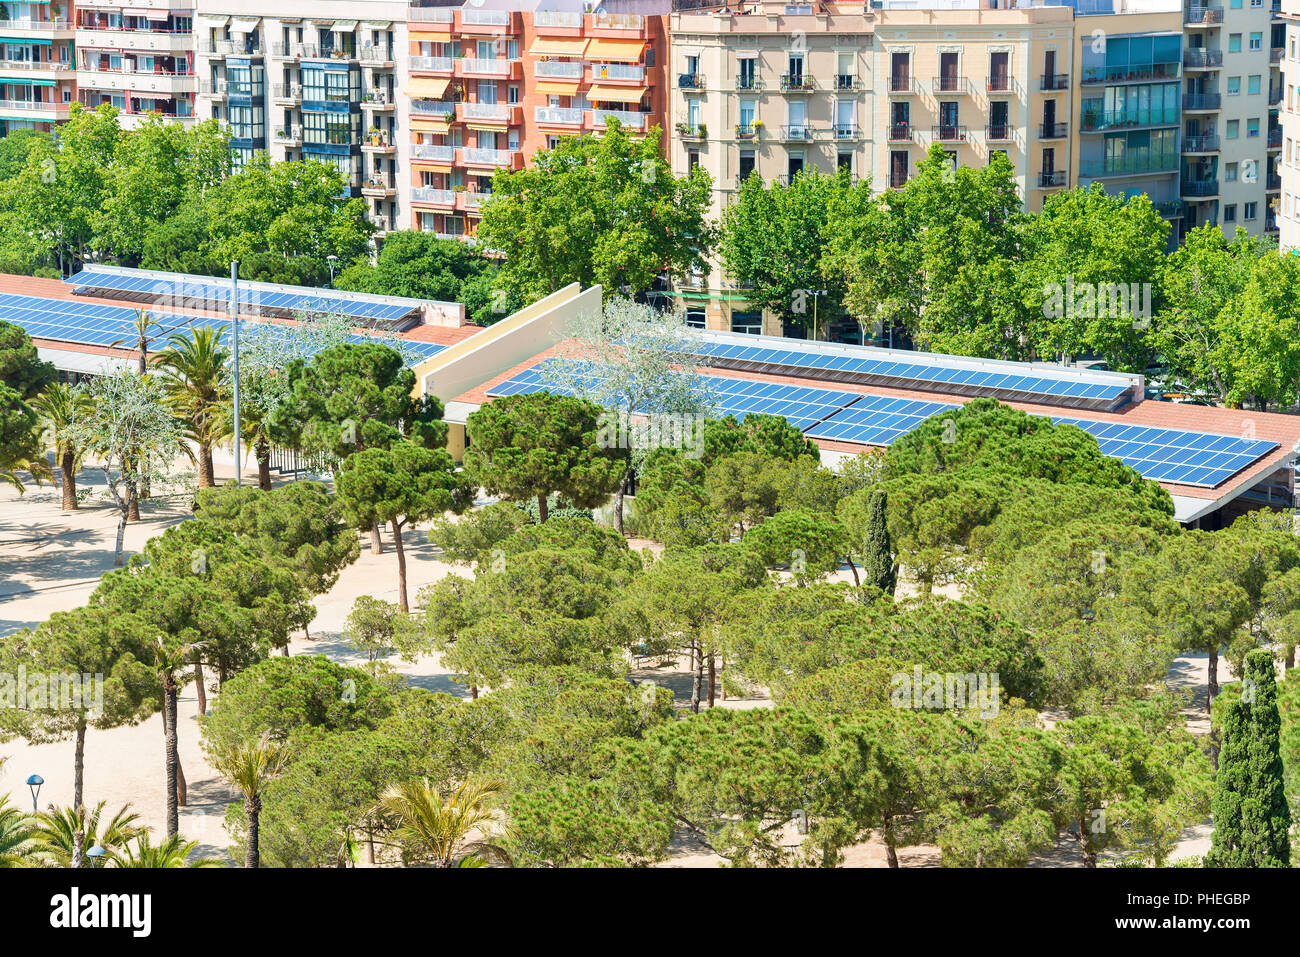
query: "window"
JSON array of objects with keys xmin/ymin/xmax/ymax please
[
  {"xmin": 1248, "ymin": 117, "xmax": 1260, "ymax": 137},
  {"xmin": 1229, "ymin": 34, "xmax": 1242, "ymax": 53},
  {"xmin": 1227, "ymin": 118, "xmax": 1240, "ymax": 138},
  {"xmin": 787, "ymin": 150, "xmax": 804, "ymax": 179},
  {"xmin": 739, "ymin": 149, "xmax": 755, "ymax": 181},
  {"xmin": 731, "ymin": 310, "xmax": 762, "ymax": 335},
  {"xmin": 1230, "ymin": 0, "xmax": 1242, "ymax": 7},
  {"xmin": 685, "ymin": 308, "xmax": 706, "ymax": 329},
  {"xmin": 1227, "ymin": 161, "xmax": 1239, "ymax": 181},
  {"xmin": 1252, "ymin": 0, "xmax": 1263, "ymax": 6},
  {"xmin": 738, "ymin": 57, "xmax": 756, "ymax": 89},
  {"xmin": 547, "ymin": 135, "xmax": 559, "ymax": 149},
  {"xmin": 508, "ymin": 85, "xmax": 519, "ymax": 104},
  {"xmin": 989, "ymin": 149, "xmax": 1007, "ymax": 165},
  {"xmin": 1228, "ymin": 76, "xmax": 1241, "ymax": 95},
  {"xmin": 1224, "ymin": 204, "xmax": 1237, "ymax": 222},
  {"xmin": 837, "ymin": 150, "xmax": 852, "ymax": 172},
  {"xmin": 1245, "ymin": 201, "xmax": 1258, "ymax": 219},
  {"xmin": 687, "ymin": 149, "xmax": 700, "ymax": 171},
  {"xmin": 1249, "ymin": 75, "xmax": 1261, "ymax": 95},
  {"xmin": 1251, "ymin": 33, "xmax": 1263, "ymax": 52}
]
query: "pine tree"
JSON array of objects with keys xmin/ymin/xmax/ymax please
[
  {"xmin": 861, "ymin": 489, "xmax": 896, "ymax": 597},
  {"xmin": 1206, "ymin": 649, "xmax": 1291, "ymax": 867}
]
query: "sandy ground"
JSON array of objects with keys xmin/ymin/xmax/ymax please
[{"xmin": 0, "ymin": 453, "xmax": 1226, "ymax": 867}]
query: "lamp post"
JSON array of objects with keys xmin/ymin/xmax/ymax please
[
  {"xmin": 26, "ymin": 774, "xmax": 43, "ymax": 812},
  {"xmin": 231, "ymin": 261, "xmax": 241, "ymax": 488},
  {"xmin": 808, "ymin": 289, "xmax": 827, "ymax": 340},
  {"xmin": 327, "ymin": 254, "xmax": 339, "ymax": 287},
  {"xmin": 88, "ymin": 845, "xmax": 107, "ymax": 868}
]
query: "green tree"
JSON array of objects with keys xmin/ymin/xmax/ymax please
[
  {"xmin": 474, "ymin": 121, "xmax": 714, "ymax": 303},
  {"xmin": 31, "ymin": 381, "xmax": 95, "ymax": 510},
  {"xmin": 838, "ymin": 487, "xmax": 896, "ymax": 595},
  {"xmin": 334, "ymin": 230, "xmax": 499, "ymax": 307},
  {"xmin": 152, "ymin": 325, "xmax": 229, "ymax": 488},
  {"xmin": 372, "ymin": 777, "xmax": 510, "ymax": 867},
  {"xmin": 335, "ymin": 442, "xmax": 473, "ymax": 611},
  {"xmin": 463, "ymin": 391, "xmax": 625, "ymax": 523},
  {"xmin": 210, "ymin": 732, "xmax": 290, "ymax": 869}
]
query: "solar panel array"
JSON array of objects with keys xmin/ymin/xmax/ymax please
[
  {"xmin": 66, "ymin": 268, "xmax": 422, "ymax": 324},
  {"xmin": 686, "ymin": 338, "xmax": 1133, "ymax": 409},
  {"xmin": 804, "ymin": 394, "xmax": 959, "ymax": 446},
  {"xmin": 0, "ymin": 292, "xmax": 444, "ymax": 364},
  {"xmin": 1053, "ymin": 417, "xmax": 1278, "ymax": 488},
  {"xmin": 485, "ymin": 362, "xmax": 860, "ymax": 430}
]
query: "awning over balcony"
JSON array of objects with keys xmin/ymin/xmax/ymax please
[
  {"xmin": 586, "ymin": 39, "xmax": 645, "ymax": 63},
  {"xmin": 331, "ymin": 21, "xmax": 358, "ymax": 33},
  {"xmin": 410, "ymin": 117, "xmax": 450, "ymax": 133},
  {"xmin": 199, "ymin": 15, "xmax": 229, "ymax": 28},
  {"xmin": 407, "ymin": 76, "xmax": 450, "ymax": 98},
  {"xmin": 587, "ymin": 84, "xmax": 644, "ymax": 103},
  {"xmin": 409, "ymin": 30, "xmax": 452, "ymax": 44},
  {"xmin": 230, "ymin": 17, "xmax": 261, "ymax": 33},
  {"xmin": 1, "ymin": 78, "xmax": 54, "ymax": 86},
  {"xmin": 361, "ymin": 21, "xmax": 392, "ymax": 31},
  {"xmin": 536, "ymin": 81, "xmax": 581, "ymax": 96},
  {"xmin": 527, "ymin": 38, "xmax": 589, "ymax": 57},
  {"xmin": 145, "ymin": 10, "xmax": 171, "ymax": 20},
  {"xmin": 0, "ymin": 37, "xmax": 52, "ymax": 44}
]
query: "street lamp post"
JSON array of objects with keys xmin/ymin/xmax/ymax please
[
  {"xmin": 327, "ymin": 254, "xmax": 338, "ymax": 287},
  {"xmin": 88, "ymin": 845, "xmax": 107, "ymax": 867},
  {"xmin": 26, "ymin": 774, "xmax": 43, "ymax": 813},
  {"xmin": 231, "ymin": 261, "xmax": 241, "ymax": 488}
]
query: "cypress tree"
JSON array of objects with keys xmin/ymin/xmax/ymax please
[
  {"xmin": 1206, "ymin": 649, "xmax": 1291, "ymax": 867},
  {"xmin": 861, "ymin": 489, "xmax": 897, "ymax": 598}
]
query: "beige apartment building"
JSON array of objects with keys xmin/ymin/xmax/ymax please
[
  {"xmin": 1279, "ymin": 0, "xmax": 1300, "ymax": 248},
  {"xmin": 669, "ymin": 0, "xmax": 1281, "ymax": 339}
]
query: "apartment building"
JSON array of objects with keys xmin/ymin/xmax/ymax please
[
  {"xmin": 0, "ymin": 0, "xmax": 75, "ymax": 135},
  {"xmin": 75, "ymin": 1, "xmax": 196, "ymax": 126},
  {"xmin": 404, "ymin": 1, "xmax": 668, "ymax": 240},
  {"xmin": 1281, "ymin": 0, "xmax": 1300, "ymax": 247}
]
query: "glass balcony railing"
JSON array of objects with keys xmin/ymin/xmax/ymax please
[
  {"xmin": 1079, "ymin": 153, "xmax": 1179, "ymax": 177},
  {"xmin": 1081, "ymin": 108, "xmax": 1179, "ymax": 131}
]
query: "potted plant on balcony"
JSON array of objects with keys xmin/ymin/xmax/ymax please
[
  {"xmin": 752, "ymin": 119, "xmax": 764, "ymax": 131},
  {"xmin": 676, "ymin": 121, "xmax": 688, "ymax": 134}
]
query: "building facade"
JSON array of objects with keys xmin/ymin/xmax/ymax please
[
  {"xmin": 74, "ymin": 1, "xmax": 196, "ymax": 127},
  {"xmin": 0, "ymin": 0, "xmax": 75, "ymax": 136},
  {"xmin": 1279, "ymin": 0, "xmax": 1300, "ymax": 247}
]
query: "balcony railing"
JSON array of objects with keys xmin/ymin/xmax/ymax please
[
  {"xmin": 535, "ymin": 106, "xmax": 583, "ymax": 125},
  {"xmin": 4, "ymin": 58, "xmax": 71, "ymax": 72},
  {"xmin": 411, "ymin": 187, "xmax": 456, "ymax": 205},
  {"xmin": 362, "ymin": 91, "xmax": 394, "ymax": 108},
  {"xmin": 1267, "ymin": 172, "xmax": 1282, "ymax": 190},
  {"xmin": 1184, "ymin": 49, "xmax": 1223, "ymax": 68},
  {"xmin": 411, "ymin": 99, "xmax": 456, "ymax": 117},
  {"xmin": 931, "ymin": 75, "xmax": 971, "ymax": 95},
  {"xmin": 781, "ymin": 124, "xmax": 813, "ymax": 141},
  {"xmin": 1271, "ymin": 48, "xmax": 1284, "ymax": 63},
  {"xmin": 461, "ymin": 102, "xmax": 510, "ymax": 121},
  {"xmin": 592, "ymin": 12, "xmax": 645, "ymax": 30},
  {"xmin": 1268, "ymin": 127, "xmax": 1283, "ymax": 148},
  {"xmin": 0, "ymin": 98, "xmax": 69, "ymax": 113},
  {"xmin": 592, "ymin": 62, "xmax": 643, "ymax": 81},
  {"xmin": 198, "ymin": 79, "xmax": 226, "ymax": 96},
  {"xmin": 1185, "ymin": 5, "xmax": 1224, "ymax": 24},
  {"xmin": 1081, "ymin": 63, "xmax": 1181, "ymax": 86},
  {"xmin": 535, "ymin": 10, "xmax": 583, "ymax": 27},
  {"xmin": 987, "ymin": 75, "xmax": 1014, "ymax": 93},
  {"xmin": 272, "ymin": 83, "xmax": 301, "ymax": 100},
  {"xmin": 535, "ymin": 60, "xmax": 583, "ymax": 78},
  {"xmin": 362, "ymin": 175, "xmax": 395, "ymax": 193},
  {"xmin": 1183, "ymin": 93, "xmax": 1221, "ymax": 110},
  {"xmin": 932, "ymin": 125, "xmax": 967, "ymax": 142},
  {"xmin": 360, "ymin": 46, "xmax": 394, "ymax": 65},
  {"xmin": 272, "ymin": 43, "xmax": 301, "ymax": 59},
  {"xmin": 887, "ymin": 123, "xmax": 912, "ymax": 142},
  {"xmin": 834, "ymin": 74, "xmax": 860, "ymax": 91},
  {"xmin": 735, "ymin": 123, "xmax": 758, "ymax": 139},
  {"xmin": 889, "ymin": 74, "xmax": 913, "ymax": 93},
  {"xmin": 1039, "ymin": 121, "xmax": 1067, "ymax": 139},
  {"xmin": 1082, "ymin": 108, "xmax": 1179, "ymax": 131},
  {"xmin": 411, "ymin": 144, "xmax": 456, "ymax": 162},
  {"xmin": 1038, "ymin": 170, "xmax": 1067, "ymax": 187},
  {"xmin": 462, "ymin": 9, "xmax": 510, "ymax": 25},
  {"xmin": 0, "ymin": 17, "xmax": 72, "ymax": 30},
  {"xmin": 462, "ymin": 147, "xmax": 518, "ymax": 166},
  {"xmin": 678, "ymin": 123, "xmax": 707, "ymax": 138},
  {"xmin": 986, "ymin": 124, "xmax": 1013, "ymax": 142},
  {"xmin": 780, "ymin": 74, "xmax": 812, "ymax": 92},
  {"xmin": 1079, "ymin": 154, "xmax": 1179, "ymax": 177},
  {"xmin": 889, "ymin": 172, "xmax": 908, "ymax": 189},
  {"xmin": 737, "ymin": 74, "xmax": 762, "ymax": 91},
  {"xmin": 1181, "ymin": 179, "xmax": 1220, "ymax": 197},
  {"xmin": 678, "ymin": 73, "xmax": 704, "ymax": 89},
  {"xmin": 591, "ymin": 109, "xmax": 645, "ymax": 129},
  {"xmin": 1269, "ymin": 88, "xmax": 1283, "ymax": 106},
  {"xmin": 411, "ymin": 56, "xmax": 454, "ymax": 73},
  {"xmin": 834, "ymin": 123, "xmax": 861, "ymax": 140},
  {"xmin": 460, "ymin": 58, "xmax": 511, "ymax": 75},
  {"xmin": 1182, "ymin": 132, "xmax": 1220, "ymax": 151},
  {"xmin": 1154, "ymin": 200, "xmax": 1187, "ymax": 219},
  {"xmin": 408, "ymin": 7, "xmax": 455, "ymax": 23},
  {"xmin": 1040, "ymin": 73, "xmax": 1068, "ymax": 91}
]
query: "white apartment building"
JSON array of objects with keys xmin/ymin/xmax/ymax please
[{"xmin": 1280, "ymin": 0, "xmax": 1300, "ymax": 247}]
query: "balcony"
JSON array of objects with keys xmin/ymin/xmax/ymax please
[
  {"xmin": 1039, "ymin": 74, "xmax": 1068, "ymax": 91},
  {"xmin": 931, "ymin": 76, "xmax": 971, "ymax": 95},
  {"xmin": 535, "ymin": 106, "xmax": 584, "ymax": 126},
  {"xmin": 534, "ymin": 10, "xmax": 583, "ymax": 31},
  {"xmin": 74, "ymin": 26, "xmax": 192, "ymax": 53},
  {"xmin": 1182, "ymin": 132, "xmax": 1220, "ymax": 152},
  {"xmin": 198, "ymin": 79, "xmax": 227, "ymax": 98},
  {"xmin": 1037, "ymin": 170, "xmax": 1067, "ymax": 188},
  {"xmin": 1184, "ymin": 49, "xmax": 1223, "ymax": 69},
  {"xmin": 273, "ymin": 125, "xmax": 302, "ymax": 147},
  {"xmin": 271, "ymin": 43, "xmax": 300, "ymax": 61},
  {"xmin": 411, "ymin": 100, "xmax": 457, "ymax": 120},
  {"xmin": 535, "ymin": 60, "xmax": 583, "ymax": 79},
  {"xmin": 460, "ymin": 147, "xmax": 522, "ymax": 169},
  {"xmin": 780, "ymin": 74, "xmax": 813, "ymax": 93},
  {"xmin": 1181, "ymin": 179, "xmax": 1220, "ymax": 197},
  {"xmin": 0, "ymin": 98, "xmax": 70, "ymax": 119},
  {"xmin": 1038, "ymin": 121, "xmax": 1067, "ymax": 139},
  {"xmin": 1154, "ymin": 200, "xmax": 1187, "ymax": 219},
  {"xmin": 835, "ymin": 123, "xmax": 862, "ymax": 140},
  {"xmin": 834, "ymin": 74, "xmax": 861, "ymax": 92},
  {"xmin": 272, "ymin": 83, "xmax": 301, "ymax": 104},
  {"xmin": 457, "ymin": 8, "xmax": 514, "ymax": 34},
  {"xmin": 457, "ymin": 58, "xmax": 516, "ymax": 78},
  {"xmin": 362, "ymin": 131, "xmax": 395, "ymax": 153},
  {"xmin": 735, "ymin": 122, "xmax": 759, "ymax": 140},
  {"xmin": 1185, "ymin": 4, "xmax": 1224, "ymax": 25},
  {"xmin": 932, "ymin": 125, "xmax": 967, "ymax": 143},
  {"xmin": 737, "ymin": 75, "xmax": 763, "ymax": 91},
  {"xmin": 678, "ymin": 123, "xmax": 707, "ymax": 139},
  {"xmin": 359, "ymin": 45, "xmax": 394, "ymax": 68},
  {"xmin": 1267, "ymin": 172, "xmax": 1282, "ymax": 190},
  {"xmin": 459, "ymin": 191, "xmax": 491, "ymax": 213},
  {"xmin": 362, "ymin": 174, "xmax": 396, "ymax": 198},
  {"xmin": 1081, "ymin": 64, "xmax": 1181, "ymax": 86},
  {"xmin": 889, "ymin": 172, "xmax": 909, "ymax": 189},
  {"xmin": 411, "ymin": 144, "xmax": 456, "ymax": 164},
  {"xmin": 1269, "ymin": 127, "xmax": 1283, "ymax": 148},
  {"xmin": 0, "ymin": 17, "xmax": 74, "ymax": 37},
  {"xmin": 1079, "ymin": 154, "xmax": 1179, "ymax": 177},
  {"xmin": 889, "ymin": 74, "xmax": 913, "ymax": 94},
  {"xmin": 407, "ymin": 7, "xmax": 455, "ymax": 24},
  {"xmin": 678, "ymin": 73, "xmax": 704, "ymax": 90},
  {"xmin": 1269, "ymin": 88, "xmax": 1283, "ymax": 106},
  {"xmin": 1081, "ymin": 108, "xmax": 1179, "ymax": 132},
  {"xmin": 361, "ymin": 91, "xmax": 394, "ymax": 111},
  {"xmin": 411, "ymin": 187, "xmax": 457, "ymax": 207},
  {"xmin": 1182, "ymin": 93, "xmax": 1221, "ymax": 111},
  {"xmin": 591, "ymin": 62, "xmax": 645, "ymax": 82},
  {"xmin": 3, "ymin": 58, "xmax": 72, "ymax": 81},
  {"xmin": 887, "ymin": 123, "xmax": 913, "ymax": 143},
  {"xmin": 986, "ymin": 124, "xmax": 1013, "ymax": 142},
  {"xmin": 1271, "ymin": 48, "xmax": 1284, "ymax": 64},
  {"xmin": 780, "ymin": 124, "xmax": 814, "ymax": 142},
  {"xmin": 590, "ymin": 12, "xmax": 647, "ymax": 36},
  {"xmin": 410, "ymin": 58, "xmax": 452, "ymax": 79},
  {"xmin": 460, "ymin": 102, "xmax": 515, "ymax": 125},
  {"xmin": 590, "ymin": 109, "xmax": 645, "ymax": 130}
]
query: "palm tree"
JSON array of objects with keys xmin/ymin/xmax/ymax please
[
  {"xmin": 29, "ymin": 801, "xmax": 144, "ymax": 867},
  {"xmin": 211, "ymin": 733, "xmax": 290, "ymax": 868},
  {"xmin": 108, "ymin": 832, "xmax": 223, "ymax": 868},
  {"xmin": 109, "ymin": 308, "xmax": 162, "ymax": 375},
  {"xmin": 153, "ymin": 636, "xmax": 201, "ymax": 837},
  {"xmin": 371, "ymin": 777, "xmax": 511, "ymax": 868},
  {"xmin": 0, "ymin": 795, "xmax": 38, "ymax": 867},
  {"xmin": 152, "ymin": 326, "xmax": 229, "ymax": 488},
  {"xmin": 0, "ymin": 447, "xmax": 51, "ymax": 495},
  {"xmin": 30, "ymin": 382, "xmax": 93, "ymax": 510}
]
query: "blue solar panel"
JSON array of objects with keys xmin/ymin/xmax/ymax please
[
  {"xmin": 66, "ymin": 268, "xmax": 422, "ymax": 325},
  {"xmin": 0, "ymin": 292, "xmax": 442, "ymax": 367},
  {"xmin": 804, "ymin": 394, "xmax": 958, "ymax": 445}
]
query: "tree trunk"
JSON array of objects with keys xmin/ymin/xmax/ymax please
[
  {"xmin": 885, "ymin": 837, "xmax": 899, "ymax": 868},
  {"xmin": 60, "ymin": 448, "xmax": 77, "ymax": 510},
  {"xmin": 164, "ymin": 681, "xmax": 179, "ymax": 837},
  {"xmin": 193, "ymin": 661, "xmax": 207, "ymax": 716},
  {"xmin": 246, "ymin": 798, "xmax": 260, "ymax": 869},
  {"xmin": 72, "ymin": 720, "xmax": 85, "ymax": 868},
  {"xmin": 114, "ymin": 506, "xmax": 128, "ymax": 566},
  {"xmin": 720, "ymin": 657, "xmax": 727, "ymax": 702},
  {"xmin": 847, "ymin": 556, "xmax": 860, "ymax": 587},
  {"xmin": 198, "ymin": 443, "xmax": 214, "ymax": 488},
  {"xmin": 1207, "ymin": 647, "xmax": 1219, "ymax": 713},
  {"xmin": 707, "ymin": 654, "xmax": 716, "ymax": 708},
  {"xmin": 256, "ymin": 438, "xmax": 272, "ymax": 491},
  {"xmin": 127, "ymin": 483, "xmax": 140, "ymax": 522},
  {"xmin": 471, "ymin": 685, "xmax": 479, "ymax": 700},
  {"xmin": 690, "ymin": 641, "xmax": 703, "ymax": 714},
  {"xmin": 614, "ymin": 475, "xmax": 627, "ymax": 536},
  {"xmin": 537, "ymin": 493, "xmax": 549, "ymax": 523},
  {"xmin": 370, "ymin": 523, "xmax": 383, "ymax": 555},
  {"xmin": 393, "ymin": 518, "xmax": 409, "ymax": 613},
  {"xmin": 1079, "ymin": 820, "xmax": 1098, "ymax": 868},
  {"xmin": 1287, "ymin": 644, "xmax": 1295, "ymax": 670}
]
